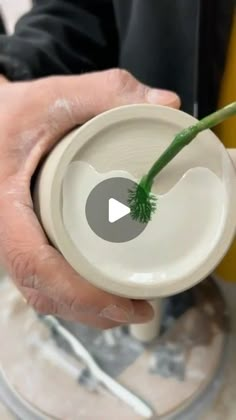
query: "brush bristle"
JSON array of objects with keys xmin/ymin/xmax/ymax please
[{"xmin": 128, "ymin": 184, "xmax": 157, "ymax": 223}]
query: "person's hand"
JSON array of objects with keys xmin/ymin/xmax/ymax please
[{"xmin": 0, "ymin": 69, "xmax": 180, "ymax": 329}]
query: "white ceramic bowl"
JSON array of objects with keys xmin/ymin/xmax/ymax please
[{"xmin": 34, "ymin": 105, "xmax": 236, "ymax": 299}]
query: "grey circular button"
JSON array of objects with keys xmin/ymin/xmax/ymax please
[{"xmin": 85, "ymin": 177, "xmax": 147, "ymax": 243}]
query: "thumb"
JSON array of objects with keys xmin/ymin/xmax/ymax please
[
  {"xmin": 49, "ymin": 68, "xmax": 181, "ymax": 124},
  {"xmin": 102, "ymin": 68, "xmax": 181, "ymax": 109},
  {"xmin": 36, "ymin": 69, "xmax": 180, "ymax": 147},
  {"xmin": 17, "ymin": 69, "xmax": 180, "ymax": 177},
  {"xmin": 94, "ymin": 68, "xmax": 181, "ymax": 109}
]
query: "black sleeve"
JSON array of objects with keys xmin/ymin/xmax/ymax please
[{"xmin": 0, "ymin": 0, "xmax": 119, "ymax": 81}]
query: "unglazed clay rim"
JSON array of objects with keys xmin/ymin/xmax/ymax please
[{"xmin": 34, "ymin": 105, "xmax": 236, "ymax": 299}]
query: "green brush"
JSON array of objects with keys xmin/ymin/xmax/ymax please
[{"xmin": 128, "ymin": 101, "xmax": 236, "ymax": 223}]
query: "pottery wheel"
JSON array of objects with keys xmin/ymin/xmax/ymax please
[{"xmin": 0, "ymin": 271, "xmax": 228, "ymax": 419}]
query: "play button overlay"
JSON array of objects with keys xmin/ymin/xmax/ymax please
[
  {"xmin": 85, "ymin": 177, "xmax": 147, "ymax": 243},
  {"xmin": 108, "ymin": 198, "xmax": 130, "ymax": 223}
]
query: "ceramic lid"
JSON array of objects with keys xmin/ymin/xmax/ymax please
[{"xmin": 34, "ymin": 105, "xmax": 236, "ymax": 298}]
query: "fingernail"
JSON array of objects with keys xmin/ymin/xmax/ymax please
[
  {"xmin": 147, "ymin": 88, "xmax": 180, "ymax": 106},
  {"xmin": 131, "ymin": 301, "xmax": 154, "ymax": 323},
  {"xmin": 100, "ymin": 305, "xmax": 131, "ymax": 323}
]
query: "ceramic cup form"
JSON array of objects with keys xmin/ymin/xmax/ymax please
[{"xmin": 34, "ymin": 105, "xmax": 236, "ymax": 303}]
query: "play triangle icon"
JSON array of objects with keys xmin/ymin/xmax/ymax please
[{"xmin": 108, "ymin": 198, "xmax": 130, "ymax": 223}]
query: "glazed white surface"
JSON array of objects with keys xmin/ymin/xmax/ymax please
[
  {"xmin": 62, "ymin": 161, "xmax": 226, "ymax": 288},
  {"xmin": 34, "ymin": 104, "xmax": 236, "ymax": 297}
]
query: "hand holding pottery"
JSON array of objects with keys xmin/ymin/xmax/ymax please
[{"xmin": 0, "ymin": 70, "xmax": 179, "ymax": 328}]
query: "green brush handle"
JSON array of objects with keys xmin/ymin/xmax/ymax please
[{"xmin": 144, "ymin": 101, "xmax": 236, "ymax": 191}]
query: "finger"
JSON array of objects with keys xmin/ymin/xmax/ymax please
[
  {"xmin": 2, "ymin": 69, "xmax": 180, "ymax": 180},
  {"xmin": 19, "ymin": 287, "xmax": 120, "ymax": 329},
  {"xmin": 43, "ymin": 69, "xmax": 181, "ymax": 135},
  {"xmin": 23, "ymin": 244, "xmax": 154, "ymax": 324},
  {"xmin": 31, "ymin": 69, "xmax": 180, "ymax": 153},
  {"xmin": 52, "ymin": 68, "xmax": 181, "ymax": 118},
  {"xmin": 0, "ymin": 177, "xmax": 154, "ymax": 325}
]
